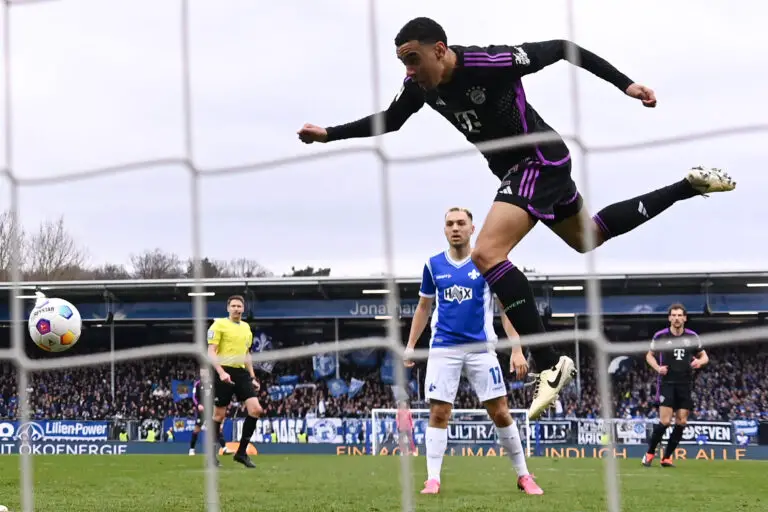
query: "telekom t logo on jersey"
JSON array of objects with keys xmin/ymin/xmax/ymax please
[
  {"xmin": 673, "ymin": 348, "xmax": 686, "ymax": 360},
  {"xmin": 454, "ymin": 110, "xmax": 481, "ymax": 133},
  {"xmin": 444, "ymin": 285, "xmax": 472, "ymax": 303}
]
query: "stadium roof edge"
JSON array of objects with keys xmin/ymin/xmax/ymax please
[{"xmin": 1, "ymin": 270, "xmax": 767, "ymax": 291}]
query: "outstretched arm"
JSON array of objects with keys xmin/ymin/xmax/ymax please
[
  {"xmin": 298, "ymin": 78, "xmax": 425, "ymax": 143},
  {"xmin": 512, "ymin": 40, "xmax": 656, "ymax": 107}
]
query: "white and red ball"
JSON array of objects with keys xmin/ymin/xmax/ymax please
[{"xmin": 28, "ymin": 297, "xmax": 82, "ymax": 352}]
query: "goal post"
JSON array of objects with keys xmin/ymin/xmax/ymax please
[{"xmin": 370, "ymin": 408, "xmax": 532, "ymax": 457}]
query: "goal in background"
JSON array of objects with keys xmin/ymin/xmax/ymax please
[{"xmin": 371, "ymin": 408, "xmax": 532, "ymax": 457}]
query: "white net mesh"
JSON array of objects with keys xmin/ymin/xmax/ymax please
[{"xmin": 1, "ymin": 1, "xmax": 766, "ymax": 511}]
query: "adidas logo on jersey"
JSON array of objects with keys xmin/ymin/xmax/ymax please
[{"xmin": 444, "ymin": 285, "xmax": 472, "ymax": 303}]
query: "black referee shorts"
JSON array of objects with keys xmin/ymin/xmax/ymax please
[
  {"xmin": 214, "ymin": 367, "xmax": 258, "ymax": 408},
  {"xmin": 494, "ymin": 157, "xmax": 583, "ymax": 226},
  {"xmin": 658, "ymin": 381, "xmax": 694, "ymax": 411}
]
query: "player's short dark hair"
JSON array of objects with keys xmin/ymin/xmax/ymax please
[
  {"xmin": 394, "ymin": 17, "xmax": 447, "ymax": 47},
  {"xmin": 445, "ymin": 207, "xmax": 473, "ymax": 221},
  {"xmin": 227, "ymin": 295, "xmax": 245, "ymax": 306},
  {"xmin": 667, "ymin": 303, "xmax": 687, "ymax": 315}
]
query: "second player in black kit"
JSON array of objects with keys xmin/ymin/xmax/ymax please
[
  {"xmin": 298, "ymin": 17, "xmax": 734, "ymax": 420},
  {"xmin": 643, "ymin": 304, "xmax": 709, "ymax": 467},
  {"xmin": 189, "ymin": 376, "xmax": 230, "ymax": 456},
  {"xmin": 651, "ymin": 328, "xmax": 702, "ymax": 411}
]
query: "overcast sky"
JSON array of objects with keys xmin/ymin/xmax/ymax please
[{"xmin": 0, "ymin": 0, "xmax": 765, "ymax": 278}]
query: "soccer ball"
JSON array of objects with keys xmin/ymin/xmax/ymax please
[{"xmin": 28, "ymin": 296, "xmax": 82, "ymax": 352}]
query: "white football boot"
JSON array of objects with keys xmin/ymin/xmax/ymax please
[
  {"xmin": 685, "ymin": 166, "xmax": 736, "ymax": 195},
  {"xmin": 527, "ymin": 356, "xmax": 577, "ymax": 420}
]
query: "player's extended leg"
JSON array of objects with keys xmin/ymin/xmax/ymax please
[
  {"xmin": 483, "ymin": 396, "xmax": 543, "ymax": 495},
  {"xmin": 642, "ymin": 404, "xmax": 674, "ymax": 467},
  {"xmin": 549, "ymin": 167, "xmax": 736, "ymax": 254},
  {"xmin": 472, "ymin": 201, "xmax": 576, "ymax": 420}
]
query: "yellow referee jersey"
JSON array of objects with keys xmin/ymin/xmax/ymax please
[{"xmin": 207, "ymin": 318, "xmax": 253, "ymax": 368}]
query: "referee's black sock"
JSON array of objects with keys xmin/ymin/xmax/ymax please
[
  {"xmin": 663, "ymin": 425, "xmax": 685, "ymax": 459},
  {"xmin": 593, "ymin": 179, "xmax": 698, "ymax": 241},
  {"xmin": 190, "ymin": 431, "xmax": 199, "ymax": 450},
  {"xmin": 237, "ymin": 416, "xmax": 258, "ymax": 456},
  {"xmin": 482, "ymin": 261, "xmax": 559, "ymax": 371},
  {"xmin": 647, "ymin": 423, "xmax": 667, "ymax": 455},
  {"xmin": 218, "ymin": 433, "xmax": 226, "ymax": 448}
]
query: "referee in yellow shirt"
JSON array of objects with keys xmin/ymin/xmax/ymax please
[{"xmin": 208, "ymin": 295, "xmax": 263, "ymax": 468}]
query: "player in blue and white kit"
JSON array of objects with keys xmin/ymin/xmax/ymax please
[{"xmin": 403, "ymin": 207, "xmax": 543, "ymax": 496}]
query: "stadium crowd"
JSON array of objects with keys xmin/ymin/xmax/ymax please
[{"xmin": 0, "ymin": 344, "xmax": 765, "ymax": 423}]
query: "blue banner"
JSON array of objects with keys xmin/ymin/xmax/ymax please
[
  {"xmin": 345, "ymin": 349, "xmax": 380, "ymax": 368},
  {"xmin": 278, "ymin": 375, "xmax": 299, "ymax": 385},
  {"xmin": 251, "ymin": 331, "xmax": 275, "ymax": 373},
  {"xmin": 0, "ymin": 420, "xmax": 111, "ymax": 441},
  {"xmin": 1, "ymin": 292, "xmax": 765, "ymax": 321},
  {"xmin": 312, "ymin": 354, "xmax": 336, "ymax": 380},
  {"xmin": 380, "ymin": 352, "xmax": 395, "ymax": 384},
  {"xmin": 163, "ymin": 417, "xmax": 235, "ymax": 443},
  {"xmin": 268, "ymin": 385, "xmax": 295, "ymax": 400},
  {"xmin": 348, "ymin": 378, "xmax": 365, "ymax": 398},
  {"xmin": 172, "ymin": 380, "xmax": 194, "ymax": 402},
  {"xmin": 379, "ymin": 352, "xmax": 411, "ymax": 385},
  {"xmin": 0, "ymin": 441, "xmax": 762, "ymax": 459},
  {"xmin": 327, "ymin": 378, "xmax": 348, "ymax": 398}
]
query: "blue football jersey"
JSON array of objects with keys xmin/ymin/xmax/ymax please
[{"xmin": 419, "ymin": 251, "xmax": 497, "ymax": 347}]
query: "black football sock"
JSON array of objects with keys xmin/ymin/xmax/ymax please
[
  {"xmin": 646, "ymin": 423, "xmax": 667, "ymax": 455},
  {"xmin": 237, "ymin": 416, "xmax": 257, "ymax": 455},
  {"xmin": 593, "ymin": 179, "xmax": 699, "ymax": 241},
  {"xmin": 663, "ymin": 425, "xmax": 685, "ymax": 459},
  {"xmin": 218, "ymin": 432, "xmax": 227, "ymax": 448},
  {"xmin": 482, "ymin": 261, "xmax": 559, "ymax": 371},
  {"xmin": 212, "ymin": 420, "xmax": 222, "ymax": 450},
  {"xmin": 190, "ymin": 431, "xmax": 199, "ymax": 450}
]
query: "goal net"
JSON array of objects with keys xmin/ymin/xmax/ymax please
[
  {"xmin": 370, "ymin": 408, "xmax": 532, "ymax": 458},
  {"xmin": 1, "ymin": 1, "xmax": 765, "ymax": 512}
]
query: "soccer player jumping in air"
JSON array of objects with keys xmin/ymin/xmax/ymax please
[
  {"xmin": 403, "ymin": 207, "xmax": 541, "ymax": 495},
  {"xmin": 298, "ymin": 17, "xmax": 735, "ymax": 420}
]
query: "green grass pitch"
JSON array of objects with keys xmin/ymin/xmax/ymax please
[{"xmin": 0, "ymin": 455, "xmax": 766, "ymax": 511}]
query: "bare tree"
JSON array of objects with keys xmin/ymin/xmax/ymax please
[
  {"xmin": 26, "ymin": 216, "xmax": 87, "ymax": 280},
  {"xmin": 284, "ymin": 265, "xmax": 331, "ymax": 277},
  {"xmin": 223, "ymin": 258, "xmax": 272, "ymax": 278},
  {"xmin": 0, "ymin": 210, "xmax": 27, "ymax": 280},
  {"xmin": 185, "ymin": 257, "xmax": 226, "ymax": 278},
  {"xmin": 87, "ymin": 263, "xmax": 132, "ymax": 280},
  {"xmin": 130, "ymin": 249, "xmax": 184, "ymax": 279}
]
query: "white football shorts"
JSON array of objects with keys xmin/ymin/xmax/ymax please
[{"xmin": 424, "ymin": 343, "xmax": 506, "ymax": 404}]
